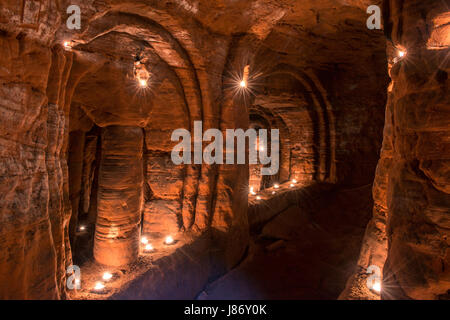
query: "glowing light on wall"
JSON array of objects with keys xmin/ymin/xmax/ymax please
[
  {"xmin": 134, "ymin": 57, "xmax": 150, "ymax": 89},
  {"xmin": 240, "ymin": 65, "xmax": 250, "ymax": 88},
  {"xmin": 63, "ymin": 41, "xmax": 72, "ymax": 50},
  {"xmin": 394, "ymin": 48, "xmax": 407, "ymax": 63},
  {"xmin": 139, "ymin": 79, "xmax": 148, "ymax": 88}
]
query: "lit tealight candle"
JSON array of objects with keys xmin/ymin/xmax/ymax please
[
  {"xmin": 256, "ymin": 196, "xmax": 261, "ymax": 200},
  {"xmin": 102, "ymin": 272, "xmax": 113, "ymax": 281},
  {"xmin": 272, "ymin": 191, "xmax": 276, "ymax": 195},
  {"xmin": 398, "ymin": 50, "xmax": 406, "ymax": 58},
  {"xmin": 164, "ymin": 236, "xmax": 174, "ymax": 245},
  {"xmin": 292, "ymin": 179, "xmax": 297, "ymax": 184},
  {"xmin": 94, "ymin": 282, "xmax": 105, "ymax": 291},
  {"xmin": 79, "ymin": 225, "xmax": 86, "ymax": 231},
  {"xmin": 290, "ymin": 183, "xmax": 295, "ymax": 188},
  {"xmin": 249, "ymin": 187, "xmax": 256, "ymax": 195},
  {"xmin": 274, "ymin": 184, "xmax": 279, "ymax": 189},
  {"xmin": 141, "ymin": 236, "xmax": 149, "ymax": 245},
  {"xmin": 145, "ymin": 244, "xmax": 154, "ymax": 252}
]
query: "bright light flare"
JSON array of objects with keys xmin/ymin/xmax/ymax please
[
  {"xmin": 63, "ymin": 41, "xmax": 72, "ymax": 50},
  {"xmin": 372, "ymin": 281, "xmax": 381, "ymax": 293},
  {"xmin": 139, "ymin": 79, "xmax": 148, "ymax": 88},
  {"xmin": 94, "ymin": 282, "xmax": 105, "ymax": 291},
  {"xmin": 398, "ymin": 50, "xmax": 406, "ymax": 58},
  {"xmin": 141, "ymin": 236, "xmax": 149, "ymax": 245},
  {"xmin": 240, "ymin": 80, "xmax": 247, "ymax": 88},
  {"xmin": 102, "ymin": 272, "xmax": 113, "ymax": 281},
  {"xmin": 164, "ymin": 236, "xmax": 174, "ymax": 245},
  {"xmin": 134, "ymin": 59, "xmax": 150, "ymax": 89}
]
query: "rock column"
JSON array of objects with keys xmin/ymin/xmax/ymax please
[{"xmin": 94, "ymin": 126, "xmax": 143, "ymax": 266}]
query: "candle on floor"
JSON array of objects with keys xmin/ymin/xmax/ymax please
[
  {"xmin": 102, "ymin": 272, "xmax": 113, "ymax": 281},
  {"xmin": 94, "ymin": 282, "xmax": 105, "ymax": 291},
  {"xmin": 141, "ymin": 236, "xmax": 149, "ymax": 245},
  {"xmin": 164, "ymin": 236, "xmax": 174, "ymax": 245}
]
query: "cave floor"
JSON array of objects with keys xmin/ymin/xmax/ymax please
[{"xmin": 198, "ymin": 185, "xmax": 374, "ymax": 300}]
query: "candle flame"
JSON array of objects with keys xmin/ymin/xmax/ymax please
[
  {"xmin": 102, "ymin": 272, "xmax": 113, "ymax": 281},
  {"xmin": 141, "ymin": 236, "xmax": 148, "ymax": 245},
  {"xmin": 94, "ymin": 282, "xmax": 105, "ymax": 291},
  {"xmin": 165, "ymin": 236, "xmax": 174, "ymax": 245}
]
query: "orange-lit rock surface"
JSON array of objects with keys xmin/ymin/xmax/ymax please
[{"xmin": 0, "ymin": 0, "xmax": 447, "ymax": 300}]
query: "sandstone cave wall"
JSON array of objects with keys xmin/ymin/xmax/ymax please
[
  {"xmin": 0, "ymin": 35, "xmax": 72, "ymax": 299},
  {"xmin": 343, "ymin": 0, "xmax": 450, "ymax": 300},
  {"xmin": 0, "ymin": 0, "xmax": 250, "ymax": 299}
]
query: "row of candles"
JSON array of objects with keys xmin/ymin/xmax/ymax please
[
  {"xmin": 92, "ymin": 235, "xmax": 175, "ymax": 292},
  {"xmin": 250, "ymin": 179, "xmax": 298, "ymax": 200},
  {"xmin": 73, "ymin": 229, "xmax": 176, "ymax": 292}
]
